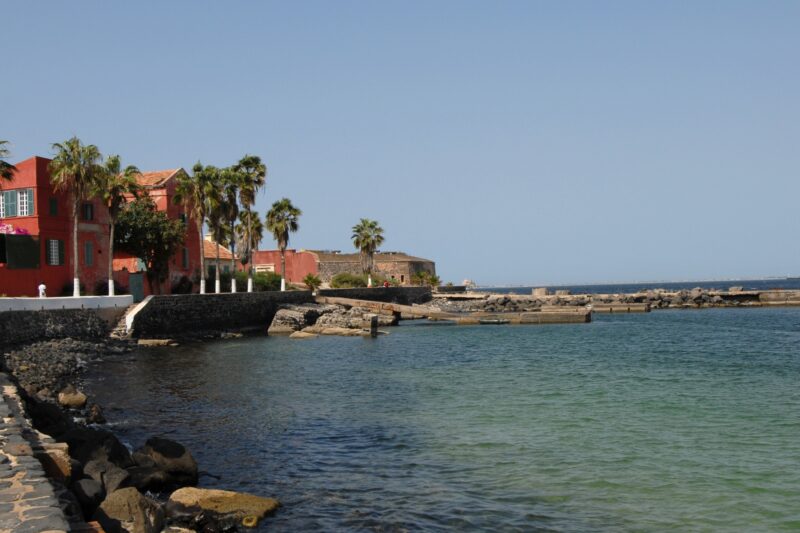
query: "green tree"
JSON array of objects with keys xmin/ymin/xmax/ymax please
[
  {"xmin": 173, "ymin": 163, "xmax": 216, "ymax": 294},
  {"xmin": 0, "ymin": 140, "xmax": 17, "ymax": 182},
  {"xmin": 115, "ymin": 197, "xmax": 185, "ymax": 294},
  {"xmin": 235, "ymin": 209, "xmax": 263, "ymax": 273},
  {"xmin": 201, "ymin": 166, "xmax": 226, "ymax": 293},
  {"xmin": 234, "ymin": 155, "xmax": 267, "ymax": 292},
  {"xmin": 351, "ymin": 218, "xmax": 385, "ymax": 287},
  {"xmin": 49, "ymin": 137, "xmax": 103, "ymax": 296},
  {"xmin": 265, "ymin": 198, "xmax": 301, "ymax": 291},
  {"xmin": 94, "ymin": 155, "xmax": 141, "ymax": 295}
]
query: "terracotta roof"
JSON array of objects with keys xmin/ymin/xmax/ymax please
[
  {"xmin": 203, "ymin": 238, "xmax": 234, "ymax": 260},
  {"xmin": 135, "ymin": 169, "xmax": 182, "ymax": 188},
  {"xmin": 308, "ymin": 251, "xmax": 433, "ymax": 264}
]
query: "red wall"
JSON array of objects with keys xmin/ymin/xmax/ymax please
[{"xmin": 251, "ymin": 249, "xmax": 318, "ymax": 283}]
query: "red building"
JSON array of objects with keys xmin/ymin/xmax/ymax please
[{"xmin": 0, "ymin": 157, "xmax": 201, "ymax": 298}]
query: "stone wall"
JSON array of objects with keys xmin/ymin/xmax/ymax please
[
  {"xmin": 317, "ymin": 287, "xmax": 432, "ymax": 305},
  {"xmin": 0, "ymin": 309, "xmax": 111, "ymax": 349},
  {"xmin": 317, "ymin": 260, "xmax": 362, "ymax": 282},
  {"xmin": 131, "ymin": 291, "xmax": 313, "ymax": 337}
]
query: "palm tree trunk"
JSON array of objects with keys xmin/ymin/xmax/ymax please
[
  {"xmin": 230, "ymin": 222, "xmax": 237, "ymax": 293},
  {"xmin": 197, "ymin": 220, "xmax": 206, "ymax": 294},
  {"xmin": 72, "ymin": 198, "xmax": 80, "ymax": 297},
  {"xmin": 108, "ymin": 222, "xmax": 115, "ymax": 296},
  {"xmin": 280, "ymin": 248, "xmax": 286, "ymax": 292},
  {"xmin": 247, "ymin": 212, "xmax": 254, "ymax": 292},
  {"xmin": 215, "ymin": 242, "xmax": 221, "ymax": 293}
]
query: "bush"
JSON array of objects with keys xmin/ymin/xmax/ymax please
[
  {"xmin": 61, "ymin": 281, "xmax": 86, "ymax": 296},
  {"xmin": 302, "ymin": 273, "xmax": 322, "ymax": 291},
  {"xmin": 92, "ymin": 279, "xmax": 128, "ymax": 295},
  {"xmin": 330, "ymin": 272, "xmax": 368, "ymax": 288},
  {"xmin": 171, "ymin": 275, "xmax": 194, "ymax": 294}
]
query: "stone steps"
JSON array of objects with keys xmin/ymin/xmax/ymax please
[{"xmin": 108, "ymin": 305, "xmax": 139, "ymax": 340}]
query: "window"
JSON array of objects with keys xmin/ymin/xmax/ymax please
[
  {"xmin": 49, "ymin": 198, "xmax": 58, "ymax": 216},
  {"xmin": 46, "ymin": 239, "xmax": 64, "ymax": 266},
  {"xmin": 0, "ymin": 189, "xmax": 34, "ymax": 218},
  {"xmin": 1, "ymin": 234, "xmax": 40, "ymax": 269},
  {"xmin": 182, "ymin": 247, "xmax": 189, "ymax": 269},
  {"xmin": 179, "ymin": 213, "xmax": 187, "ymax": 223},
  {"xmin": 84, "ymin": 241, "xmax": 94, "ymax": 266},
  {"xmin": 223, "ymin": 265, "xmax": 230, "ymax": 274},
  {"xmin": 81, "ymin": 203, "xmax": 94, "ymax": 221}
]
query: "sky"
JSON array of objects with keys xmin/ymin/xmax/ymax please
[{"xmin": 4, "ymin": 1, "xmax": 799, "ymax": 286}]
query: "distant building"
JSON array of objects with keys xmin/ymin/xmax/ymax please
[
  {"xmin": 202, "ymin": 236, "xmax": 238, "ymax": 278},
  {"xmin": 250, "ymin": 249, "xmax": 436, "ymax": 286}
]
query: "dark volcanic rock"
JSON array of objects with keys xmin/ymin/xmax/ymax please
[
  {"xmin": 62, "ymin": 427, "xmax": 134, "ymax": 468},
  {"xmin": 137, "ymin": 437, "xmax": 198, "ymax": 487}
]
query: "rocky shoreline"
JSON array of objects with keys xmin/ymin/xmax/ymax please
[
  {"xmin": 0, "ymin": 299, "xmax": 391, "ymax": 532},
  {"xmin": 431, "ymin": 287, "xmax": 798, "ymax": 314},
  {"xmin": 0, "ymin": 334, "xmax": 283, "ymax": 532}
]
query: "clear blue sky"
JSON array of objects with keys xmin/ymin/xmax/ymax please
[{"xmin": 5, "ymin": 1, "xmax": 799, "ymax": 285}]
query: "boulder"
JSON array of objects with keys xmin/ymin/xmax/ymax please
[
  {"xmin": 58, "ymin": 384, "xmax": 88, "ymax": 409},
  {"xmin": 61, "ymin": 427, "xmax": 134, "ymax": 468},
  {"xmin": 84, "ymin": 458, "xmax": 132, "ymax": 494},
  {"xmin": 127, "ymin": 465, "xmax": 172, "ymax": 492},
  {"xmin": 136, "ymin": 437, "xmax": 198, "ymax": 487},
  {"xmin": 93, "ymin": 487, "xmax": 165, "ymax": 533},
  {"xmin": 166, "ymin": 487, "xmax": 279, "ymax": 527},
  {"xmin": 137, "ymin": 339, "xmax": 174, "ymax": 347},
  {"xmin": 88, "ymin": 403, "xmax": 107, "ymax": 424},
  {"xmin": 73, "ymin": 478, "xmax": 105, "ymax": 514}
]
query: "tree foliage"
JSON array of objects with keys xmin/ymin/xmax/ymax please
[
  {"xmin": 115, "ymin": 197, "xmax": 186, "ymax": 293},
  {"xmin": 0, "ymin": 140, "xmax": 17, "ymax": 182}
]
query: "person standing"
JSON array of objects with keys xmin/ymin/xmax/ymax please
[{"xmin": 38, "ymin": 282, "xmax": 46, "ymax": 298}]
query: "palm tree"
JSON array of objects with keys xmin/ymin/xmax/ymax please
[
  {"xmin": 173, "ymin": 163, "xmax": 216, "ymax": 294},
  {"xmin": 204, "ymin": 179, "xmax": 226, "ymax": 294},
  {"xmin": 235, "ymin": 209, "xmax": 263, "ymax": 276},
  {"xmin": 220, "ymin": 167, "xmax": 241, "ymax": 292},
  {"xmin": 351, "ymin": 218, "xmax": 385, "ymax": 287},
  {"xmin": 49, "ymin": 137, "xmax": 103, "ymax": 297},
  {"xmin": 1, "ymin": 140, "xmax": 17, "ymax": 182},
  {"xmin": 265, "ymin": 198, "xmax": 301, "ymax": 291},
  {"xmin": 95, "ymin": 155, "xmax": 141, "ymax": 295},
  {"xmin": 234, "ymin": 155, "xmax": 267, "ymax": 292}
]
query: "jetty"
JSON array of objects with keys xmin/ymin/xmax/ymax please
[{"xmin": 314, "ymin": 295, "xmax": 591, "ymax": 324}]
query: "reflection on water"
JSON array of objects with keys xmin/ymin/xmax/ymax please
[{"xmin": 85, "ymin": 307, "xmax": 800, "ymax": 531}]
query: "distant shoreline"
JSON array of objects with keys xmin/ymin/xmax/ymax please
[{"xmin": 475, "ymin": 277, "xmax": 800, "ymax": 295}]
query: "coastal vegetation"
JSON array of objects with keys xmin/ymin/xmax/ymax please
[
  {"xmin": 0, "ymin": 140, "xmax": 17, "ymax": 181},
  {"xmin": 174, "ymin": 163, "xmax": 216, "ymax": 294},
  {"xmin": 303, "ymin": 273, "xmax": 322, "ymax": 291},
  {"xmin": 234, "ymin": 155, "xmax": 267, "ymax": 293},
  {"xmin": 49, "ymin": 137, "xmax": 104, "ymax": 297},
  {"xmin": 266, "ymin": 198, "xmax": 302, "ymax": 292},
  {"xmin": 351, "ymin": 218, "xmax": 384, "ymax": 287}
]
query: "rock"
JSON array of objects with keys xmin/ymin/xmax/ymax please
[
  {"xmin": 136, "ymin": 437, "xmax": 198, "ymax": 487},
  {"xmin": 137, "ymin": 339, "xmax": 173, "ymax": 347},
  {"xmin": 58, "ymin": 384, "xmax": 88, "ymax": 409},
  {"xmin": 166, "ymin": 487, "xmax": 279, "ymax": 527},
  {"xmin": 34, "ymin": 443, "xmax": 72, "ymax": 483},
  {"xmin": 319, "ymin": 327, "xmax": 366, "ymax": 337},
  {"xmin": 62, "ymin": 427, "xmax": 134, "ymax": 468},
  {"xmin": 88, "ymin": 403, "xmax": 107, "ymax": 424},
  {"xmin": 73, "ymin": 478, "xmax": 106, "ymax": 514},
  {"xmin": 289, "ymin": 331, "xmax": 318, "ymax": 339},
  {"xmin": 127, "ymin": 465, "xmax": 171, "ymax": 492},
  {"xmin": 85, "ymin": 458, "xmax": 132, "ymax": 494},
  {"xmin": 93, "ymin": 486, "xmax": 165, "ymax": 533}
]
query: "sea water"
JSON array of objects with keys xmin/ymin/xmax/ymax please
[{"xmin": 85, "ymin": 307, "xmax": 800, "ymax": 531}]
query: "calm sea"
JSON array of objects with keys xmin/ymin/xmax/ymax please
[
  {"xmin": 480, "ymin": 278, "xmax": 800, "ymax": 295},
  {"xmin": 85, "ymin": 307, "xmax": 800, "ymax": 531}
]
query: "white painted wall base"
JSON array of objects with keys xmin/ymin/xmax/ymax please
[{"xmin": 0, "ymin": 295, "xmax": 134, "ymax": 313}]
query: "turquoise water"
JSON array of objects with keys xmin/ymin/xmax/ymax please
[{"xmin": 86, "ymin": 307, "xmax": 800, "ymax": 531}]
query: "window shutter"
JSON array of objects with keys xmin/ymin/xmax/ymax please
[
  {"xmin": 27, "ymin": 189, "xmax": 34, "ymax": 215},
  {"xmin": 58, "ymin": 240, "xmax": 65, "ymax": 266},
  {"xmin": 4, "ymin": 191, "xmax": 16, "ymax": 217}
]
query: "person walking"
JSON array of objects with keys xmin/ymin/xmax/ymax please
[{"xmin": 38, "ymin": 281, "xmax": 47, "ymax": 298}]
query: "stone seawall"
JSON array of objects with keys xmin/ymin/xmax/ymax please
[
  {"xmin": 0, "ymin": 309, "xmax": 112, "ymax": 349},
  {"xmin": 317, "ymin": 287, "xmax": 432, "ymax": 305},
  {"xmin": 131, "ymin": 291, "xmax": 313, "ymax": 338}
]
